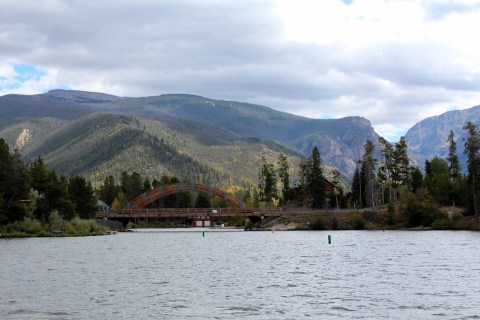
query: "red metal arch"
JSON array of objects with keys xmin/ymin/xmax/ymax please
[{"xmin": 126, "ymin": 183, "xmax": 245, "ymax": 209}]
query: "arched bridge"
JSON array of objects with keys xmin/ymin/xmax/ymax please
[
  {"xmin": 127, "ymin": 183, "xmax": 245, "ymax": 209},
  {"xmin": 96, "ymin": 183, "xmax": 283, "ymax": 226}
]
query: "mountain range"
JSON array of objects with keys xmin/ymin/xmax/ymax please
[
  {"xmin": 0, "ymin": 89, "xmax": 479, "ymax": 188},
  {"xmin": 405, "ymin": 105, "xmax": 480, "ymax": 169}
]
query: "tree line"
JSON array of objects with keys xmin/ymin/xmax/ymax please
[
  {"xmin": 351, "ymin": 121, "xmax": 480, "ymax": 227},
  {"xmin": 4, "ymin": 119, "xmax": 480, "ymax": 228},
  {"xmin": 257, "ymin": 146, "xmax": 347, "ymax": 209},
  {"xmin": 0, "ymin": 138, "xmax": 98, "ymax": 224}
]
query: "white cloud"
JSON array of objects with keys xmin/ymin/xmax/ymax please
[
  {"xmin": 0, "ymin": 63, "xmax": 63, "ymax": 96},
  {"xmin": 1, "ymin": 0, "xmax": 480, "ymax": 141}
]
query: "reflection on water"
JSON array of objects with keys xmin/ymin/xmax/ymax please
[{"xmin": 1, "ymin": 230, "xmax": 480, "ymax": 319}]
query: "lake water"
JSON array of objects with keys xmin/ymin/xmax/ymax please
[{"xmin": 1, "ymin": 230, "xmax": 480, "ymax": 319}]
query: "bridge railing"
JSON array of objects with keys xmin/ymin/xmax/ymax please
[{"xmin": 96, "ymin": 207, "xmax": 283, "ymax": 219}]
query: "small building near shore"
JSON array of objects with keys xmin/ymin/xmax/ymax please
[{"xmin": 193, "ymin": 214, "xmax": 214, "ymax": 227}]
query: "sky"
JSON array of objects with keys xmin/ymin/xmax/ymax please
[{"xmin": 1, "ymin": 0, "xmax": 480, "ymax": 141}]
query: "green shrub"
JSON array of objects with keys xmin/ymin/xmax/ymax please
[
  {"xmin": 126, "ymin": 221, "xmax": 137, "ymax": 229},
  {"xmin": 23, "ymin": 218, "xmax": 44, "ymax": 234},
  {"xmin": 66, "ymin": 218, "xmax": 105, "ymax": 235},
  {"xmin": 431, "ymin": 218, "xmax": 451, "ymax": 230},
  {"xmin": 2, "ymin": 218, "xmax": 44, "ymax": 235},
  {"xmin": 451, "ymin": 212, "xmax": 464, "ymax": 222},
  {"xmin": 432, "ymin": 212, "xmax": 471, "ymax": 230},
  {"xmin": 420, "ymin": 198, "xmax": 445, "ymax": 227},
  {"xmin": 235, "ymin": 216, "xmax": 245, "ymax": 227},
  {"xmin": 49, "ymin": 211, "xmax": 65, "ymax": 232},
  {"xmin": 329, "ymin": 216, "xmax": 339, "ymax": 230},
  {"xmin": 400, "ymin": 194, "xmax": 444, "ymax": 228},
  {"xmin": 310, "ymin": 216, "xmax": 325, "ymax": 230},
  {"xmin": 386, "ymin": 200, "xmax": 396, "ymax": 226},
  {"xmin": 352, "ymin": 214, "xmax": 366, "ymax": 230},
  {"xmin": 450, "ymin": 213, "xmax": 472, "ymax": 230}
]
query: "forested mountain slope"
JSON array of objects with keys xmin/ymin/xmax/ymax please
[
  {"xmin": 0, "ymin": 111, "xmax": 303, "ymax": 188},
  {"xmin": 60, "ymin": 90, "xmax": 380, "ymax": 176},
  {"xmin": 0, "ymin": 89, "xmax": 380, "ymax": 182}
]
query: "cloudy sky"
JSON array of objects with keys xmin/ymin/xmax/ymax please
[{"xmin": 1, "ymin": 0, "xmax": 480, "ymax": 140}]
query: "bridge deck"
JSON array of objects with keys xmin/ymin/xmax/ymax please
[{"xmin": 96, "ymin": 207, "xmax": 283, "ymax": 219}]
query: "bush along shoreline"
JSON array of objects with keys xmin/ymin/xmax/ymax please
[
  {"xmin": 0, "ymin": 212, "xmax": 108, "ymax": 238},
  {"xmin": 305, "ymin": 205, "xmax": 478, "ymax": 231}
]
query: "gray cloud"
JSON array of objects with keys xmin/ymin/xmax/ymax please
[{"xmin": 1, "ymin": 0, "xmax": 480, "ymax": 141}]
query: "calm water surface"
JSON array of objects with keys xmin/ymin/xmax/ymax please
[{"xmin": 1, "ymin": 230, "xmax": 480, "ymax": 319}]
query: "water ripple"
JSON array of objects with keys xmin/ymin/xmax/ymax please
[{"xmin": 1, "ymin": 230, "xmax": 480, "ymax": 319}]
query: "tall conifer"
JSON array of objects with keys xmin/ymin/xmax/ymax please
[{"xmin": 307, "ymin": 146, "xmax": 325, "ymax": 208}]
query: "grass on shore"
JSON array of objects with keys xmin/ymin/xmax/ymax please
[
  {"xmin": 0, "ymin": 216, "xmax": 107, "ymax": 238},
  {"xmin": 301, "ymin": 207, "xmax": 478, "ymax": 231}
]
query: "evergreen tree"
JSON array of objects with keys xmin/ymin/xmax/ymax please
[
  {"xmin": 98, "ymin": 175, "xmax": 119, "ymax": 207},
  {"xmin": 424, "ymin": 157, "xmax": 450, "ymax": 204},
  {"xmin": 392, "ymin": 137, "xmax": 411, "ymax": 196},
  {"xmin": 447, "ymin": 130, "xmax": 461, "ymax": 182},
  {"xmin": 29, "ymin": 157, "xmax": 52, "ymax": 221},
  {"xmin": 297, "ymin": 158, "xmax": 310, "ymax": 206},
  {"xmin": 307, "ymin": 146, "xmax": 325, "ymax": 208},
  {"xmin": 378, "ymin": 137, "xmax": 394, "ymax": 203},
  {"xmin": 411, "ymin": 167, "xmax": 424, "ymax": 195},
  {"xmin": 331, "ymin": 169, "xmax": 342, "ymax": 209},
  {"xmin": 360, "ymin": 140, "xmax": 378, "ymax": 208},
  {"xmin": 29, "ymin": 158, "xmax": 74, "ymax": 220},
  {"xmin": 447, "ymin": 130, "xmax": 462, "ymax": 207},
  {"xmin": 277, "ymin": 153, "xmax": 291, "ymax": 204},
  {"xmin": 351, "ymin": 166, "xmax": 361, "ymax": 208},
  {"xmin": 0, "ymin": 139, "xmax": 30, "ymax": 223},
  {"xmin": 47, "ymin": 173, "xmax": 74, "ymax": 220},
  {"xmin": 69, "ymin": 175, "xmax": 98, "ymax": 219},
  {"xmin": 258, "ymin": 156, "xmax": 277, "ymax": 205},
  {"xmin": 378, "ymin": 136, "xmax": 410, "ymax": 203},
  {"xmin": 120, "ymin": 171, "xmax": 143, "ymax": 200},
  {"xmin": 463, "ymin": 121, "xmax": 480, "ymax": 221},
  {"xmin": 142, "ymin": 178, "xmax": 152, "ymax": 193},
  {"xmin": 151, "ymin": 178, "xmax": 161, "ymax": 188},
  {"xmin": 195, "ymin": 193, "xmax": 211, "ymax": 208}
]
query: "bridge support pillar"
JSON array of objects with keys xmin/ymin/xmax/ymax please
[{"xmin": 248, "ymin": 216, "xmax": 263, "ymax": 227}]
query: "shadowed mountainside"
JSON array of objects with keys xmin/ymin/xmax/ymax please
[
  {"xmin": 405, "ymin": 105, "xmax": 480, "ymax": 170},
  {"xmin": 1, "ymin": 90, "xmax": 380, "ymax": 183}
]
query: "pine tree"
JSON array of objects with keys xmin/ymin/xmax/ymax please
[
  {"xmin": 142, "ymin": 178, "xmax": 152, "ymax": 193},
  {"xmin": 69, "ymin": 175, "xmax": 98, "ymax": 219},
  {"xmin": 411, "ymin": 167, "xmax": 424, "ymax": 195},
  {"xmin": 392, "ymin": 137, "xmax": 411, "ymax": 193},
  {"xmin": 195, "ymin": 193, "xmax": 211, "ymax": 208},
  {"xmin": 378, "ymin": 137, "xmax": 394, "ymax": 203},
  {"xmin": 447, "ymin": 130, "xmax": 461, "ymax": 183},
  {"xmin": 424, "ymin": 157, "xmax": 450, "ymax": 204},
  {"xmin": 297, "ymin": 158, "xmax": 310, "ymax": 206},
  {"xmin": 463, "ymin": 121, "xmax": 480, "ymax": 221},
  {"xmin": 258, "ymin": 156, "xmax": 277, "ymax": 205},
  {"xmin": 29, "ymin": 157, "xmax": 52, "ymax": 221},
  {"xmin": 331, "ymin": 169, "xmax": 342, "ymax": 209},
  {"xmin": 307, "ymin": 146, "xmax": 325, "ymax": 208},
  {"xmin": 360, "ymin": 140, "xmax": 378, "ymax": 208},
  {"xmin": 277, "ymin": 153, "xmax": 291, "ymax": 204},
  {"xmin": 0, "ymin": 139, "xmax": 30, "ymax": 223},
  {"xmin": 98, "ymin": 175, "xmax": 119, "ymax": 207},
  {"xmin": 351, "ymin": 167, "xmax": 361, "ymax": 208},
  {"xmin": 447, "ymin": 130, "xmax": 462, "ymax": 208}
]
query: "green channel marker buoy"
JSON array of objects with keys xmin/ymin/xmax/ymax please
[{"xmin": 328, "ymin": 234, "xmax": 331, "ymax": 244}]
